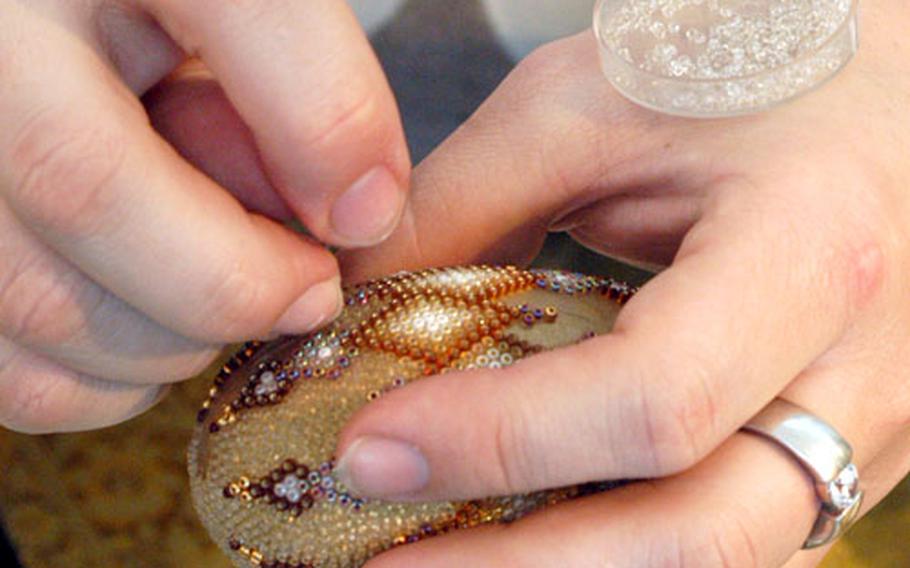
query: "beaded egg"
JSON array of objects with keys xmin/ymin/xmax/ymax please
[{"xmin": 188, "ymin": 265, "xmax": 636, "ymax": 568}]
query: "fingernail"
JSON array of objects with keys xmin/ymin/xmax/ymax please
[
  {"xmin": 274, "ymin": 277, "xmax": 343, "ymax": 335},
  {"xmin": 335, "ymin": 436, "xmax": 430, "ymax": 499},
  {"xmin": 330, "ymin": 167, "xmax": 404, "ymax": 247}
]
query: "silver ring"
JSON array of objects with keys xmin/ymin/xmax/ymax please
[{"xmin": 742, "ymin": 399, "xmax": 863, "ymax": 549}]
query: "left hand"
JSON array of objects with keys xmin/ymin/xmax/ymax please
[{"xmin": 336, "ymin": 2, "xmax": 910, "ymax": 567}]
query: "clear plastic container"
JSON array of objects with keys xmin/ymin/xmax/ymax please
[{"xmin": 593, "ymin": 0, "xmax": 859, "ymax": 118}]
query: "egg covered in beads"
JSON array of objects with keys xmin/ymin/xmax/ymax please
[{"xmin": 188, "ymin": 266, "xmax": 636, "ymax": 568}]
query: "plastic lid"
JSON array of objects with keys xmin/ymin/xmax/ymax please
[{"xmin": 593, "ymin": 0, "xmax": 859, "ymax": 118}]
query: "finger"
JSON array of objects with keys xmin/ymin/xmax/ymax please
[
  {"xmin": 370, "ymin": 436, "xmax": 910, "ymax": 568},
  {"xmin": 558, "ymin": 190, "xmax": 703, "ymax": 268},
  {"xmin": 145, "ymin": 60, "xmax": 294, "ymax": 221},
  {"xmin": 0, "ymin": 201, "xmax": 218, "ymax": 383},
  {"xmin": 0, "ymin": 11, "xmax": 342, "ymax": 342},
  {"xmin": 11, "ymin": 1, "xmax": 184, "ymax": 96},
  {"xmin": 92, "ymin": 1, "xmax": 184, "ymax": 95},
  {"xmin": 339, "ymin": 32, "xmax": 698, "ymax": 280},
  {"xmin": 366, "ymin": 435, "xmax": 816, "ymax": 568},
  {"xmin": 366, "ymin": 384, "xmax": 907, "ymax": 568},
  {"xmin": 142, "ymin": 0, "xmax": 411, "ymax": 247},
  {"xmin": 335, "ymin": 184, "xmax": 885, "ymax": 500},
  {"xmin": 0, "ymin": 338, "xmax": 165, "ymax": 434}
]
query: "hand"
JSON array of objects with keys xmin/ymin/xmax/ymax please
[
  {"xmin": 336, "ymin": 2, "xmax": 910, "ymax": 566},
  {"xmin": 0, "ymin": 1, "xmax": 409, "ymax": 433}
]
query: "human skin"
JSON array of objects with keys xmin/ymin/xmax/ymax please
[
  {"xmin": 0, "ymin": 1, "xmax": 409, "ymax": 432},
  {"xmin": 332, "ymin": 2, "xmax": 910, "ymax": 567}
]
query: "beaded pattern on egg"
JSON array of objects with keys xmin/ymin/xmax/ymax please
[{"xmin": 189, "ymin": 266, "xmax": 635, "ymax": 568}]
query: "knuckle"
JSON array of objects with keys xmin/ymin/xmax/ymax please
[
  {"xmin": 490, "ymin": 399, "xmax": 537, "ymax": 494},
  {"xmin": 696, "ymin": 518, "xmax": 761, "ymax": 568},
  {"xmin": 286, "ymin": 87, "xmax": 382, "ymax": 154},
  {"xmin": 508, "ymin": 37, "xmax": 599, "ymax": 119},
  {"xmin": 514, "ymin": 39, "xmax": 576, "ymax": 82},
  {"xmin": 635, "ymin": 354, "xmax": 719, "ymax": 476},
  {"xmin": 652, "ymin": 519, "xmax": 759, "ymax": 568},
  {"xmin": 8, "ymin": 106, "xmax": 127, "ymax": 238},
  {"xmin": 0, "ymin": 256, "xmax": 91, "ymax": 346},
  {"xmin": 835, "ymin": 238, "xmax": 887, "ymax": 315}
]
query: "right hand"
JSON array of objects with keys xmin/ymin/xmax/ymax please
[{"xmin": 0, "ymin": 0, "xmax": 410, "ymax": 433}]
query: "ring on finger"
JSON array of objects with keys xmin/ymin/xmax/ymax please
[{"xmin": 743, "ymin": 398, "xmax": 864, "ymax": 549}]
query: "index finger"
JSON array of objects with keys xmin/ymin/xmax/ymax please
[
  {"xmin": 142, "ymin": 0, "xmax": 411, "ymax": 247},
  {"xmin": 0, "ymin": 8, "xmax": 341, "ymax": 342}
]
